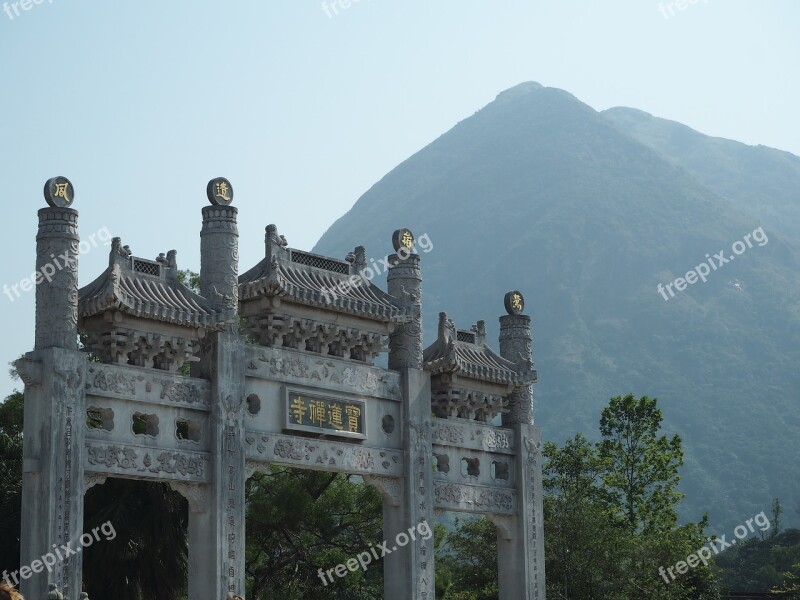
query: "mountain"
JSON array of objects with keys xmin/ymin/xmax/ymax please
[
  {"xmin": 312, "ymin": 82, "xmax": 800, "ymax": 531},
  {"xmin": 602, "ymin": 106, "xmax": 800, "ymax": 240}
]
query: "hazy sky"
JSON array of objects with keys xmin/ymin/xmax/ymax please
[{"xmin": 1, "ymin": 1, "xmax": 798, "ymax": 397}]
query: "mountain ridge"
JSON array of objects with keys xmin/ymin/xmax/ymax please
[{"xmin": 313, "ymin": 83, "xmax": 800, "ymax": 531}]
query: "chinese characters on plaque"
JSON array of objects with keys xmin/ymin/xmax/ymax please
[
  {"xmin": 285, "ymin": 390, "xmax": 366, "ymax": 439},
  {"xmin": 504, "ymin": 289, "xmax": 525, "ymax": 315}
]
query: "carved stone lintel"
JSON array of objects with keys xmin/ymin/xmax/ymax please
[
  {"xmin": 433, "ymin": 481, "xmax": 515, "ymax": 514},
  {"xmin": 364, "ymin": 475, "xmax": 402, "ymax": 507},
  {"xmin": 249, "ymin": 346, "xmax": 401, "ymax": 397},
  {"xmin": 85, "ymin": 442, "xmax": 209, "ymax": 482}
]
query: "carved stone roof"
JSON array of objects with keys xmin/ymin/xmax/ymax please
[
  {"xmin": 78, "ymin": 238, "xmax": 233, "ymax": 329},
  {"xmin": 238, "ymin": 225, "xmax": 406, "ymax": 322},
  {"xmin": 424, "ymin": 313, "xmax": 534, "ymax": 386}
]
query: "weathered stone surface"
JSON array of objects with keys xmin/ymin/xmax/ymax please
[{"xmin": 22, "ymin": 189, "xmax": 546, "ymax": 600}]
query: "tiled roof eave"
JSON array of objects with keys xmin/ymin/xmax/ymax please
[
  {"xmin": 239, "ymin": 274, "xmax": 402, "ymax": 323},
  {"xmin": 79, "ymin": 279, "xmax": 224, "ymax": 331}
]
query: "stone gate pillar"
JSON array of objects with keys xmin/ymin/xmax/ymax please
[
  {"xmin": 19, "ymin": 180, "xmax": 86, "ymax": 600},
  {"xmin": 384, "ymin": 230, "xmax": 435, "ymax": 600},
  {"xmin": 498, "ymin": 293, "xmax": 546, "ymax": 600},
  {"xmin": 189, "ymin": 182, "xmax": 246, "ymax": 600}
]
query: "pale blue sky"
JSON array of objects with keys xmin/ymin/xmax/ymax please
[{"xmin": 1, "ymin": 1, "xmax": 798, "ymax": 397}]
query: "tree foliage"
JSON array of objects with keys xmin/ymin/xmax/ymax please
[
  {"xmin": 598, "ymin": 394, "xmax": 683, "ymax": 533},
  {"xmin": 435, "ymin": 517, "xmax": 498, "ymax": 600},
  {"xmin": 244, "ymin": 468, "xmax": 384, "ymax": 600}
]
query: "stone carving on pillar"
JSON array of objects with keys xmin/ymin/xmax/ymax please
[
  {"xmin": 364, "ymin": 475, "xmax": 402, "ymax": 506},
  {"xmin": 35, "ymin": 204, "xmax": 79, "ymax": 351},
  {"xmin": 53, "ymin": 363, "xmax": 85, "ymax": 598},
  {"xmin": 222, "ymin": 393, "xmax": 245, "ymax": 420},
  {"xmin": 525, "ymin": 432, "xmax": 544, "ymax": 598},
  {"xmin": 201, "ymin": 183, "xmax": 239, "ymax": 330},
  {"xmin": 499, "ymin": 292, "xmax": 536, "ymax": 426},
  {"xmin": 524, "ymin": 436, "xmax": 541, "ymax": 463},
  {"xmin": 388, "ymin": 229, "xmax": 423, "ymax": 371}
]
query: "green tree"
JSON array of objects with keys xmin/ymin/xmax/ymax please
[
  {"xmin": 773, "ymin": 563, "xmax": 800, "ymax": 598},
  {"xmin": 774, "ymin": 498, "xmax": 785, "ymax": 538},
  {"xmin": 544, "ymin": 398, "xmax": 720, "ymax": 599},
  {"xmin": 544, "ymin": 433, "xmax": 628, "ymax": 598},
  {"xmin": 717, "ymin": 528, "xmax": 800, "ymax": 593},
  {"xmin": 244, "ymin": 467, "xmax": 384, "ymax": 599},
  {"xmin": 599, "ymin": 394, "xmax": 683, "ymax": 533},
  {"xmin": 435, "ymin": 517, "xmax": 498, "ymax": 600}
]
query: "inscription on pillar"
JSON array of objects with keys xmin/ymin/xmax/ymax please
[{"xmin": 225, "ymin": 423, "xmax": 238, "ymax": 595}]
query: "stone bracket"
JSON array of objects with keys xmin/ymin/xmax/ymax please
[{"xmin": 363, "ymin": 474, "xmax": 402, "ymax": 506}]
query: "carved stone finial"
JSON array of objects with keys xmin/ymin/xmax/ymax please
[
  {"xmin": 111, "ymin": 237, "xmax": 131, "ymax": 260},
  {"xmin": 207, "ymin": 177, "xmax": 234, "ymax": 206},
  {"xmin": 392, "ymin": 228, "xmax": 415, "ymax": 254},
  {"xmin": 265, "ymin": 224, "xmax": 280, "ymax": 246},
  {"xmin": 473, "ymin": 320, "xmax": 487, "ymax": 345},
  {"xmin": 353, "ymin": 246, "xmax": 367, "ymax": 274},
  {"xmin": 43, "ymin": 176, "xmax": 74, "ymax": 207},
  {"xmin": 438, "ymin": 312, "xmax": 451, "ymax": 343},
  {"xmin": 48, "ymin": 584, "xmax": 64, "ymax": 600},
  {"xmin": 504, "ymin": 290, "xmax": 525, "ymax": 315}
]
